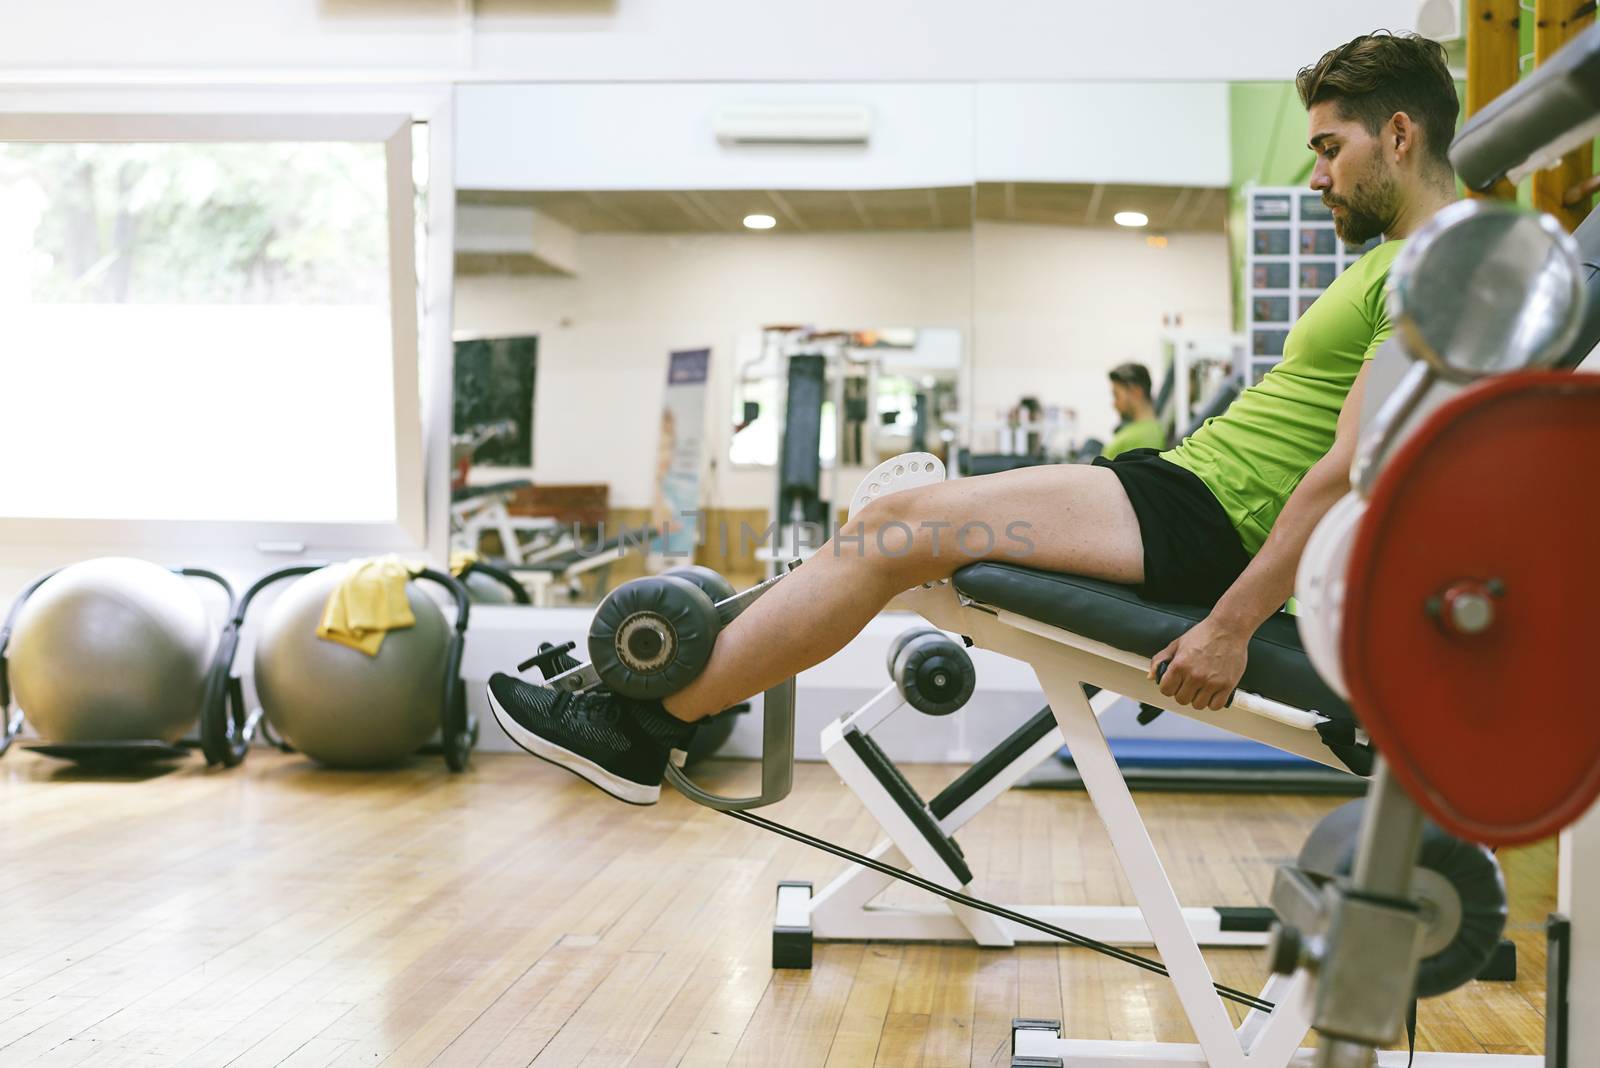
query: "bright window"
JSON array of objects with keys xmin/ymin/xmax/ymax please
[{"xmin": 0, "ymin": 133, "xmax": 412, "ymax": 526}]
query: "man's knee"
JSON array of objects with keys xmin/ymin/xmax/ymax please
[
  {"xmin": 839, "ymin": 489, "xmax": 932, "ymax": 563},
  {"xmin": 839, "ymin": 487, "xmax": 974, "ymax": 572}
]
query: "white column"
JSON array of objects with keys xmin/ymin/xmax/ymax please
[{"xmin": 1558, "ymin": 803, "xmax": 1600, "ymax": 1059}]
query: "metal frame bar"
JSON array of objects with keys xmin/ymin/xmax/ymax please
[{"xmin": 806, "ymin": 684, "xmax": 1270, "ymax": 949}]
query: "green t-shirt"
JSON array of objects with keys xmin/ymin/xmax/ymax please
[
  {"xmin": 1102, "ymin": 417, "xmax": 1167, "ymax": 459},
  {"xmin": 1164, "ymin": 240, "xmax": 1402, "ymax": 555}
]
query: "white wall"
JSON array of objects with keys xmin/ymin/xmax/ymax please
[
  {"xmin": 453, "ymin": 219, "xmax": 1232, "ymax": 507},
  {"xmin": 977, "ymin": 83, "xmax": 1231, "ymax": 187},
  {"xmin": 458, "ymin": 83, "xmax": 978, "ymax": 192},
  {"xmin": 0, "ymin": 0, "xmax": 1421, "ymax": 82},
  {"xmin": 461, "ymin": 80, "xmax": 1235, "ymax": 195}
]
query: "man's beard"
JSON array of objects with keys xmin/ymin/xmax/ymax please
[{"xmin": 1326, "ymin": 158, "xmax": 1399, "ymax": 245}]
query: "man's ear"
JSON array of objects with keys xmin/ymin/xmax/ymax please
[{"xmin": 1389, "ymin": 111, "xmax": 1417, "ymax": 162}]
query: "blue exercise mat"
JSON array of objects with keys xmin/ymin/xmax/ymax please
[
  {"xmin": 1058, "ymin": 737, "xmax": 1322, "ymax": 771},
  {"xmin": 1037, "ymin": 736, "xmax": 1363, "ymax": 794}
]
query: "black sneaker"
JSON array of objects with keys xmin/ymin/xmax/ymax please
[{"xmin": 487, "ymin": 673, "xmax": 673, "ymax": 805}]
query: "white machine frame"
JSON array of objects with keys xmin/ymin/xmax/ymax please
[
  {"xmin": 782, "ymin": 681, "xmax": 1277, "ymax": 950},
  {"xmin": 450, "ymin": 484, "xmax": 651, "ymax": 606},
  {"xmin": 511, "ymin": 537, "xmax": 642, "ymax": 607},
  {"xmin": 450, "ymin": 488, "xmax": 562, "ymax": 565},
  {"xmin": 893, "ymin": 574, "xmax": 1546, "ymax": 1067}
]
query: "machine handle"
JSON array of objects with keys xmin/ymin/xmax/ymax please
[
  {"xmin": 660, "ymin": 560, "xmax": 802, "ymax": 809},
  {"xmin": 415, "ymin": 568, "xmax": 473, "ymax": 635},
  {"xmin": 663, "ymin": 676, "xmax": 796, "ymax": 811},
  {"xmin": 1152, "ymin": 657, "xmax": 1326, "ymax": 730},
  {"xmin": 176, "ymin": 567, "xmax": 238, "ymax": 617},
  {"xmin": 236, "ymin": 563, "xmax": 331, "ymax": 622},
  {"xmin": 460, "ymin": 560, "xmax": 532, "ymax": 605},
  {"xmin": 0, "ymin": 568, "xmax": 61, "ymax": 709}
]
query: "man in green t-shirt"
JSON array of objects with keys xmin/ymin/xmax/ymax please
[
  {"xmin": 489, "ymin": 33, "xmax": 1464, "ymax": 806},
  {"xmin": 1101, "ymin": 362, "xmax": 1168, "ymax": 459}
]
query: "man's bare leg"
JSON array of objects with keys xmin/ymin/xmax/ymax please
[{"xmin": 662, "ymin": 463, "xmax": 1145, "ymax": 721}]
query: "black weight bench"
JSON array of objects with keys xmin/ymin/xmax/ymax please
[{"xmin": 951, "ymin": 563, "xmax": 1372, "ymax": 776}]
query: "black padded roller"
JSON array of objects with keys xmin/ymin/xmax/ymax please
[
  {"xmin": 589, "ymin": 575, "xmax": 721, "ymax": 699},
  {"xmin": 662, "ymin": 565, "xmax": 737, "ymax": 605},
  {"xmin": 892, "ymin": 631, "xmax": 976, "ymax": 716},
  {"xmin": 1298, "ymin": 799, "xmax": 1508, "ymax": 998},
  {"xmin": 1409, "ymin": 832, "xmax": 1508, "ymax": 997},
  {"xmin": 885, "ymin": 625, "xmax": 943, "ymax": 678}
]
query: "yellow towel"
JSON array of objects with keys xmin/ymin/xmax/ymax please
[
  {"xmin": 316, "ymin": 555, "xmax": 424, "ymax": 657},
  {"xmin": 449, "ymin": 549, "xmax": 481, "ymax": 577}
]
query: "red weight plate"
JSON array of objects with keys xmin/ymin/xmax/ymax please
[{"xmin": 1342, "ymin": 372, "xmax": 1600, "ymax": 847}]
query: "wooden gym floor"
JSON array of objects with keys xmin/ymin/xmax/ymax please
[{"xmin": 1, "ymin": 748, "xmax": 1551, "ymax": 1066}]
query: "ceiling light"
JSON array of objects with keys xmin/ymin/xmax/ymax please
[
  {"xmin": 743, "ymin": 214, "xmax": 777, "ymax": 230},
  {"xmin": 1114, "ymin": 211, "xmax": 1149, "ymax": 228}
]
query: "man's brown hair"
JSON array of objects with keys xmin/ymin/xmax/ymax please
[
  {"xmin": 1108, "ymin": 362, "xmax": 1152, "ymax": 399},
  {"xmin": 1296, "ymin": 32, "xmax": 1459, "ymax": 169}
]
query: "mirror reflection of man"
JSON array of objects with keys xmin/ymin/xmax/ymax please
[{"xmin": 1100, "ymin": 363, "xmax": 1167, "ymax": 458}]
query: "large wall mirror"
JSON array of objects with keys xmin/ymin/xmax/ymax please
[{"xmin": 451, "ymin": 83, "xmax": 977, "ymax": 603}]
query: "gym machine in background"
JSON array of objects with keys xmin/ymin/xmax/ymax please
[
  {"xmin": 731, "ymin": 325, "xmax": 960, "ymax": 569},
  {"xmin": 951, "ymin": 333, "xmax": 1244, "ymax": 476},
  {"xmin": 450, "ymin": 420, "xmax": 649, "ymax": 607},
  {"xmin": 732, "ymin": 327, "xmax": 840, "ymax": 570},
  {"xmin": 776, "ymin": 350, "xmax": 830, "ymax": 546},
  {"xmin": 449, "ymin": 417, "xmax": 563, "ymax": 568},
  {"xmin": 950, "ymin": 395, "xmax": 1080, "ymax": 475},
  {"xmin": 1169, "ymin": 333, "xmax": 1245, "ymax": 439}
]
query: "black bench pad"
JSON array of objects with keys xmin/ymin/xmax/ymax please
[{"xmin": 951, "ymin": 562, "xmax": 1369, "ymax": 775}]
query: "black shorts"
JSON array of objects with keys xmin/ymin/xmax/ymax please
[{"xmin": 1092, "ymin": 448, "xmax": 1252, "ymax": 606}]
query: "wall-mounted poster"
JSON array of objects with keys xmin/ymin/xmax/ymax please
[
  {"xmin": 452, "ymin": 335, "xmax": 537, "ymax": 467},
  {"xmin": 654, "ymin": 348, "xmax": 711, "ymax": 557}
]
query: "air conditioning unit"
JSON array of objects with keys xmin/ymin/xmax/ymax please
[{"xmin": 714, "ymin": 104, "xmax": 872, "ymax": 146}]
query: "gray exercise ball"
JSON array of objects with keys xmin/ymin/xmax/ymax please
[
  {"xmin": 253, "ymin": 564, "xmax": 448, "ymax": 768},
  {"xmin": 8, "ymin": 557, "xmax": 213, "ymax": 744},
  {"xmin": 461, "ymin": 568, "xmax": 518, "ymax": 605}
]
